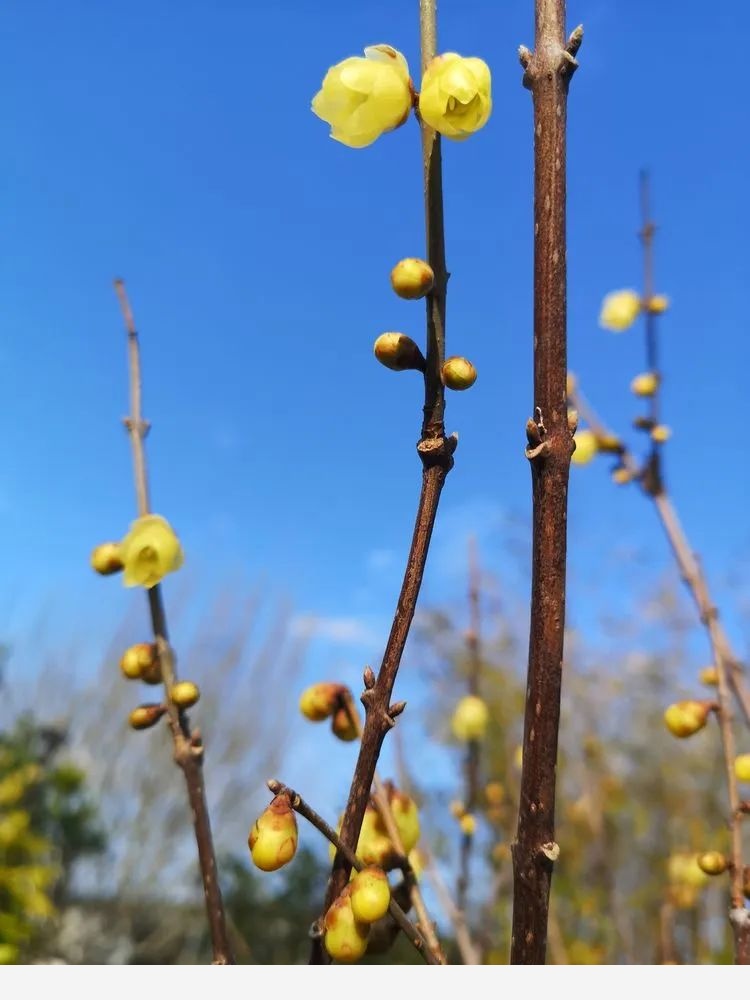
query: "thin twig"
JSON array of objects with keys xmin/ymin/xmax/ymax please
[
  {"xmin": 510, "ymin": 4, "xmax": 580, "ymax": 965},
  {"xmin": 113, "ymin": 279, "xmax": 233, "ymax": 965},
  {"xmin": 457, "ymin": 537, "xmax": 482, "ymax": 914},
  {"xmin": 266, "ymin": 779, "xmax": 439, "ymax": 965},
  {"xmin": 310, "ymin": 0, "xmax": 454, "ymax": 963}
]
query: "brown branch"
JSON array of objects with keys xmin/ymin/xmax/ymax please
[
  {"xmin": 457, "ymin": 538, "xmax": 482, "ymax": 914},
  {"xmin": 510, "ymin": 3, "xmax": 579, "ymax": 965},
  {"xmin": 266, "ymin": 780, "xmax": 439, "ymax": 965},
  {"xmin": 309, "ymin": 0, "xmax": 454, "ymax": 963},
  {"xmin": 113, "ymin": 279, "xmax": 233, "ymax": 965}
]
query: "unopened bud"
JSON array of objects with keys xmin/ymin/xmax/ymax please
[
  {"xmin": 611, "ymin": 465, "xmax": 634, "ymax": 485},
  {"xmin": 630, "ymin": 372, "xmax": 659, "ymax": 397},
  {"xmin": 442, "ymin": 356, "xmax": 477, "ymax": 391},
  {"xmin": 128, "ymin": 704, "xmax": 166, "ymax": 731},
  {"xmin": 645, "ymin": 294, "xmax": 669, "ymax": 314},
  {"xmin": 390, "ymin": 258, "xmax": 434, "ymax": 300},
  {"xmin": 331, "ymin": 705, "xmax": 359, "ymax": 742},
  {"xmin": 350, "ymin": 866, "xmax": 391, "ymax": 924},
  {"xmin": 120, "ymin": 643, "xmax": 158, "ymax": 681},
  {"xmin": 651, "ymin": 424, "xmax": 672, "ymax": 444},
  {"xmin": 91, "ymin": 542, "xmax": 124, "ymax": 576},
  {"xmin": 171, "ymin": 680, "xmax": 200, "ymax": 709},
  {"xmin": 249, "ymin": 793, "xmax": 298, "ymax": 872},
  {"xmin": 663, "ymin": 700, "xmax": 711, "ymax": 738},
  {"xmin": 734, "ymin": 754, "xmax": 750, "ymax": 783},
  {"xmin": 699, "ymin": 665, "xmax": 719, "ymax": 687},
  {"xmin": 374, "ymin": 333, "xmax": 425, "ymax": 372},
  {"xmin": 697, "ymin": 851, "xmax": 728, "ymax": 876}
]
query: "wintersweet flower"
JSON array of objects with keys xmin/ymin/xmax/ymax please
[
  {"xmin": 119, "ymin": 514, "xmax": 184, "ymax": 589},
  {"xmin": 418, "ymin": 54, "xmax": 492, "ymax": 139},
  {"xmin": 312, "ymin": 45, "xmax": 412, "ymax": 148},
  {"xmin": 599, "ymin": 289, "xmax": 642, "ymax": 332}
]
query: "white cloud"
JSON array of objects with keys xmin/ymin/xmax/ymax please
[{"xmin": 290, "ymin": 613, "xmax": 378, "ymax": 647}]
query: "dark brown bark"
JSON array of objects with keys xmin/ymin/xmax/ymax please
[{"xmin": 510, "ymin": 3, "xmax": 579, "ymax": 965}]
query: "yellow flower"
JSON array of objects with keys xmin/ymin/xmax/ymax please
[
  {"xmin": 599, "ymin": 289, "xmax": 642, "ymax": 332},
  {"xmin": 312, "ymin": 45, "xmax": 412, "ymax": 148},
  {"xmin": 571, "ymin": 428, "xmax": 598, "ymax": 465},
  {"xmin": 119, "ymin": 514, "xmax": 184, "ymax": 589},
  {"xmin": 418, "ymin": 54, "xmax": 492, "ymax": 139},
  {"xmin": 630, "ymin": 372, "xmax": 659, "ymax": 397}
]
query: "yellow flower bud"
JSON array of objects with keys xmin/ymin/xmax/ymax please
[
  {"xmin": 390, "ymin": 258, "xmax": 434, "ymax": 300},
  {"xmin": 449, "ymin": 799, "xmax": 466, "ymax": 819},
  {"xmin": 442, "ymin": 356, "xmax": 477, "ymax": 391},
  {"xmin": 630, "ymin": 371, "xmax": 659, "ymax": 397},
  {"xmin": 697, "ymin": 851, "xmax": 727, "ymax": 876},
  {"xmin": 299, "ymin": 682, "xmax": 341, "ymax": 722},
  {"xmin": 646, "ymin": 294, "xmax": 669, "ymax": 314},
  {"xmin": 312, "ymin": 45, "xmax": 412, "ymax": 149},
  {"xmin": 651, "ymin": 424, "xmax": 672, "ymax": 444},
  {"xmin": 451, "ymin": 695, "xmax": 489, "ymax": 741},
  {"xmin": 331, "ymin": 705, "xmax": 359, "ymax": 742},
  {"xmin": 459, "ymin": 813, "xmax": 476, "ymax": 836},
  {"xmin": 595, "ymin": 433, "xmax": 622, "ymax": 454},
  {"xmin": 388, "ymin": 789, "xmax": 420, "ymax": 853},
  {"xmin": 171, "ymin": 680, "xmax": 200, "ymax": 709},
  {"xmin": 485, "ymin": 782, "xmax": 505, "ymax": 806},
  {"xmin": 119, "ymin": 514, "xmax": 184, "ymax": 589},
  {"xmin": 357, "ymin": 807, "xmax": 399, "ymax": 870},
  {"xmin": 324, "ymin": 891, "xmax": 370, "ymax": 962},
  {"xmin": 120, "ymin": 642, "xmax": 158, "ymax": 681},
  {"xmin": 734, "ymin": 754, "xmax": 750, "ymax": 783},
  {"xmin": 350, "ymin": 866, "xmax": 391, "ymax": 924},
  {"xmin": 663, "ymin": 700, "xmax": 711, "ymax": 738},
  {"xmin": 418, "ymin": 54, "xmax": 492, "ymax": 140},
  {"xmin": 611, "ymin": 465, "xmax": 634, "ymax": 485},
  {"xmin": 249, "ymin": 794, "xmax": 298, "ymax": 872},
  {"xmin": 128, "ymin": 704, "xmax": 166, "ymax": 731},
  {"xmin": 90, "ymin": 542, "xmax": 124, "ymax": 576},
  {"xmin": 373, "ymin": 333, "xmax": 425, "ymax": 372},
  {"xmin": 699, "ymin": 666, "xmax": 719, "ymax": 687},
  {"xmin": 599, "ymin": 289, "xmax": 642, "ymax": 332},
  {"xmin": 571, "ymin": 428, "xmax": 598, "ymax": 466}
]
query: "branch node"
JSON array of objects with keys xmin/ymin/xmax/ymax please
[{"xmin": 417, "ymin": 432, "xmax": 458, "ymax": 471}]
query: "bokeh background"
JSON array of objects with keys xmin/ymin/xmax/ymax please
[{"xmin": 2, "ymin": 0, "xmax": 749, "ymax": 963}]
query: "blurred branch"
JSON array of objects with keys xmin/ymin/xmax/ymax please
[
  {"xmin": 311, "ymin": 0, "xmax": 455, "ymax": 961},
  {"xmin": 511, "ymin": 2, "xmax": 580, "ymax": 965},
  {"xmin": 113, "ymin": 279, "xmax": 233, "ymax": 965},
  {"xmin": 266, "ymin": 779, "xmax": 439, "ymax": 965}
]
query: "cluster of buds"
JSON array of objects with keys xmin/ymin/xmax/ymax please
[
  {"xmin": 373, "ymin": 256, "xmax": 477, "ymax": 392},
  {"xmin": 118, "ymin": 640, "xmax": 201, "ymax": 731},
  {"xmin": 599, "ymin": 290, "xmax": 669, "ymax": 334},
  {"xmin": 330, "ymin": 786, "xmax": 421, "ymax": 871},
  {"xmin": 323, "ymin": 866, "xmax": 392, "ymax": 963},
  {"xmin": 312, "ymin": 45, "xmax": 491, "ymax": 149},
  {"xmin": 299, "ymin": 682, "xmax": 362, "ymax": 743}
]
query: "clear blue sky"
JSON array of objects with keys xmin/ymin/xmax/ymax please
[{"xmin": 2, "ymin": 1, "xmax": 749, "ymax": 811}]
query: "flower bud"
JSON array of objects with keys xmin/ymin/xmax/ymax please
[
  {"xmin": 418, "ymin": 54, "xmax": 492, "ymax": 140},
  {"xmin": 128, "ymin": 704, "xmax": 166, "ymax": 731},
  {"xmin": 324, "ymin": 890, "xmax": 370, "ymax": 962},
  {"xmin": 449, "ymin": 800, "xmax": 466, "ymax": 819},
  {"xmin": 459, "ymin": 813, "xmax": 476, "ymax": 836},
  {"xmin": 599, "ymin": 289, "xmax": 641, "ymax": 332},
  {"xmin": 299, "ymin": 682, "xmax": 341, "ymax": 722},
  {"xmin": 120, "ymin": 642, "xmax": 158, "ymax": 681},
  {"xmin": 485, "ymin": 782, "xmax": 505, "ymax": 806},
  {"xmin": 350, "ymin": 866, "xmax": 391, "ymax": 924},
  {"xmin": 441, "ymin": 356, "xmax": 477, "ymax": 391},
  {"xmin": 171, "ymin": 680, "xmax": 200, "ymax": 709},
  {"xmin": 645, "ymin": 294, "xmax": 669, "ymax": 314},
  {"xmin": 699, "ymin": 666, "xmax": 719, "ymax": 687},
  {"xmin": 358, "ymin": 806, "xmax": 399, "ymax": 869},
  {"xmin": 249, "ymin": 793, "xmax": 298, "ymax": 872},
  {"xmin": 697, "ymin": 851, "xmax": 727, "ymax": 876},
  {"xmin": 388, "ymin": 789, "xmax": 420, "ymax": 853},
  {"xmin": 331, "ymin": 705, "xmax": 360, "ymax": 742},
  {"xmin": 663, "ymin": 700, "xmax": 711, "ymax": 738},
  {"xmin": 91, "ymin": 542, "xmax": 124, "ymax": 576},
  {"xmin": 451, "ymin": 694, "xmax": 490, "ymax": 741},
  {"xmin": 373, "ymin": 333, "xmax": 425, "ymax": 372},
  {"xmin": 390, "ymin": 258, "xmax": 434, "ymax": 300},
  {"xmin": 651, "ymin": 424, "xmax": 672, "ymax": 444},
  {"xmin": 630, "ymin": 372, "xmax": 659, "ymax": 397},
  {"xmin": 570, "ymin": 429, "xmax": 598, "ymax": 466},
  {"xmin": 611, "ymin": 466, "xmax": 634, "ymax": 485},
  {"xmin": 734, "ymin": 754, "xmax": 750, "ymax": 783}
]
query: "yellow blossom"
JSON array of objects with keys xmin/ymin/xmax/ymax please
[
  {"xmin": 119, "ymin": 514, "xmax": 184, "ymax": 589},
  {"xmin": 312, "ymin": 45, "xmax": 412, "ymax": 148},
  {"xmin": 599, "ymin": 289, "xmax": 642, "ymax": 332},
  {"xmin": 651, "ymin": 424, "xmax": 672, "ymax": 444},
  {"xmin": 418, "ymin": 54, "xmax": 492, "ymax": 139},
  {"xmin": 571, "ymin": 429, "xmax": 598, "ymax": 466},
  {"xmin": 630, "ymin": 372, "xmax": 659, "ymax": 397}
]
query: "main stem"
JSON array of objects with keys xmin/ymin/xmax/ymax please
[
  {"xmin": 510, "ymin": 1, "xmax": 577, "ymax": 965},
  {"xmin": 114, "ymin": 280, "xmax": 233, "ymax": 965},
  {"xmin": 310, "ymin": 0, "xmax": 452, "ymax": 963}
]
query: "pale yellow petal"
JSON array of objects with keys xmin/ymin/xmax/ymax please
[{"xmin": 364, "ymin": 44, "xmax": 410, "ymax": 85}]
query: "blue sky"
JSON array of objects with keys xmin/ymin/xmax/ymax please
[{"xmin": 2, "ymin": 1, "xmax": 750, "ymax": 830}]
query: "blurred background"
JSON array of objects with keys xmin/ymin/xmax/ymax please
[{"xmin": 1, "ymin": 0, "xmax": 749, "ymax": 963}]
